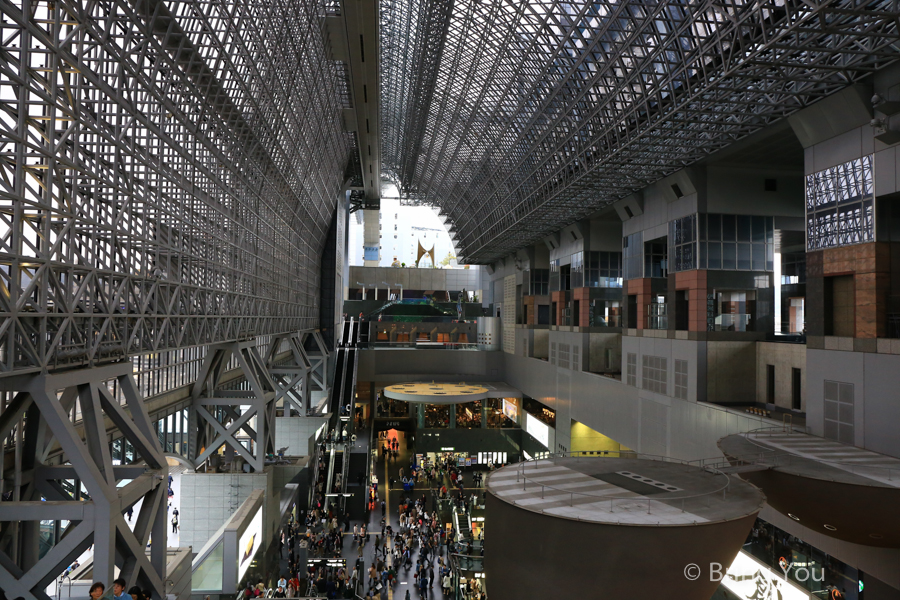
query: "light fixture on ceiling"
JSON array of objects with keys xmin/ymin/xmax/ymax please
[
  {"xmin": 788, "ymin": 513, "xmax": 800, "ymax": 521},
  {"xmin": 823, "ymin": 524, "xmax": 837, "ymax": 531}
]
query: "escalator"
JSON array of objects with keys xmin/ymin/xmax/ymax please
[{"xmin": 318, "ymin": 319, "xmax": 361, "ymax": 516}]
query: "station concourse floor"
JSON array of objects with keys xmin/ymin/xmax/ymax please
[
  {"xmin": 325, "ymin": 430, "xmax": 484, "ymax": 600},
  {"xmin": 340, "ymin": 430, "xmax": 451, "ymax": 600}
]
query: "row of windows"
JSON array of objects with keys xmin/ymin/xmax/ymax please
[
  {"xmin": 642, "ymin": 355, "xmax": 668, "ymax": 395},
  {"xmin": 625, "ymin": 353, "xmax": 686, "ymax": 400},
  {"xmin": 625, "ymin": 214, "xmax": 776, "ymax": 279}
]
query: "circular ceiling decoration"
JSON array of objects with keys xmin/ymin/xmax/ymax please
[{"xmin": 383, "ymin": 382, "xmax": 490, "ymax": 405}]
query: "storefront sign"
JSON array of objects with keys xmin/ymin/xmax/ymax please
[
  {"xmin": 502, "ymin": 399, "xmax": 518, "ymax": 422},
  {"xmin": 721, "ymin": 551, "xmax": 809, "ymax": 600},
  {"xmin": 237, "ymin": 508, "xmax": 263, "ymax": 582},
  {"xmin": 526, "ymin": 413, "xmax": 550, "ymax": 448}
]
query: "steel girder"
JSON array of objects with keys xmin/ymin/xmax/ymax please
[
  {"xmin": 380, "ymin": 0, "xmax": 900, "ymax": 263},
  {"xmin": 190, "ymin": 340, "xmax": 276, "ymax": 473},
  {"xmin": 0, "ymin": 363, "xmax": 168, "ymax": 600},
  {"xmin": 0, "ymin": 0, "xmax": 353, "ymax": 377}
]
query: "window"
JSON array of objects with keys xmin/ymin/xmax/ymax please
[
  {"xmin": 570, "ymin": 252, "xmax": 584, "ymax": 288},
  {"xmin": 623, "ymin": 232, "xmax": 643, "ymax": 280},
  {"xmin": 766, "ymin": 365, "xmax": 775, "ymax": 403},
  {"xmin": 713, "ymin": 291, "xmax": 756, "ymax": 332},
  {"xmin": 591, "ymin": 299, "xmax": 621, "ymax": 327},
  {"xmin": 669, "ymin": 214, "xmax": 697, "ymax": 272},
  {"xmin": 675, "ymin": 290, "xmax": 689, "ymax": 331},
  {"xmin": 644, "ymin": 237, "xmax": 668, "ymax": 278},
  {"xmin": 674, "ymin": 359, "xmax": 688, "ymax": 400},
  {"xmin": 586, "ymin": 251, "xmax": 623, "ymax": 288},
  {"xmin": 627, "ymin": 295, "xmax": 637, "ymax": 328},
  {"xmin": 572, "ymin": 346, "xmax": 581, "ymax": 372},
  {"xmin": 642, "ymin": 355, "xmax": 667, "ymax": 395},
  {"xmin": 806, "ymin": 155, "xmax": 874, "ymax": 250},
  {"xmin": 698, "ymin": 214, "xmax": 773, "ymax": 271},
  {"xmin": 550, "ymin": 342, "xmax": 557, "ymax": 365},
  {"xmin": 550, "ymin": 260, "xmax": 561, "ymax": 292},
  {"xmin": 626, "ymin": 353, "xmax": 637, "ymax": 386},
  {"xmin": 824, "ymin": 381, "xmax": 853, "ymax": 444},
  {"xmin": 558, "ymin": 343, "xmax": 570, "ymax": 370},
  {"xmin": 792, "ymin": 368, "xmax": 802, "ymax": 410},
  {"xmin": 528, "ymin": 269, "xmax": 550, "ymax": 295}
]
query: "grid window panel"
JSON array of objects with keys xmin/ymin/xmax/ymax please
[
  {"xmin": 641, "ymin": 355, "xmax": 668, "ymax": 395},
  {"xmin": 626, "ymin": 353, "xmax": 637, "ymax": 387},
  {"xmin": 806, "ymin": 156, "xmax": 874, "ymax": 250},
  {"xmin": 824, "ymin": 380, "xmax": 854, "ymax": 445},
  {"xmin": 558, "ymin": 343, "xmax": 570, "ymax": 370},
  {"xmin": 674, "ymin": 359, "xmax": 688, "ymax": 400}
]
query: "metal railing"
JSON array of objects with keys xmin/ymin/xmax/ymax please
[
  {"xmin": 510, "ymin": 451, "xmax": 733, "ymax": 516},
  {"xmin": 711, "ymin": 426, "xmax": 900, "ymax": 483}
]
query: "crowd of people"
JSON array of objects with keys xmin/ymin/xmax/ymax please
[{"xmin": 82, "ymin": 578, "xmax": 149, "ymax": 600}]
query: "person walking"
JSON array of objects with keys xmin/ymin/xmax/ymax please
[{"xmin": 171, "ymin": 513, "xmax": 179, "ymax": 533}]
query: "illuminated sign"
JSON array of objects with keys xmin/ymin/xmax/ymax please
[
  {"xmin": 502, "ymin": 399, "xmax": 518, "ymax": 422},
  {"xmin": 722, "ymin": 551, "xmax": 809, "ymax": 600},
  {"xmin": 237, "ymin": 508, "xmax": 263, "ymax": 582},
  {"xmin": 525, "ymin": 413, "xmax": 550, "ymax": 449}
]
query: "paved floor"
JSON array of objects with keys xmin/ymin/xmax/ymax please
[
  {"xmin": 344, "ymin": 431, "xmax": 454, "ymax": 600},
  {"xmin": 282, "ymin": 428, "xmax": 489, "ymax": 599}
]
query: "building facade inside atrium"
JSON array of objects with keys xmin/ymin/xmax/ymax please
[{"xmin": 1, "ymin": 0, "xmax": 899, "ymax": 599}]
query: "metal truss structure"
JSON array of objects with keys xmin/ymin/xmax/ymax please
[
  {"xmin": 190, "ymin": 333, "xmax": 327, "ymax": 472},
  {"xmin": 0, "ymin": 0, "xmax": 354, "ymax": 377},
  {"xmin": 0, "ymin": 364, "xmax": 168, "ymax": 600},
  {"xmin": 806, "ymin": 154, "xmax": 875, "ymax": 250},
  {"xmin": 190, "ymin": 341, "xmax": 277, "ymax": 474},
  {"xmin": 380, "ymin": 0, "xmax": 900, "ymax": 263}
]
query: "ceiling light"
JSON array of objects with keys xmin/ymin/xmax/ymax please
[{"xmin": 823, "ymin": 524, "xmax": 837, "ymax": 531}]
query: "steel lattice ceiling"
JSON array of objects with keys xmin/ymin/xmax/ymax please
[
  {"xmin": 380, "ymin": 0, "xmax": 900, "ymax": 263},
  {"xmin": 0, "ymin": 0, "xmax": 354, "ymax": 375}
]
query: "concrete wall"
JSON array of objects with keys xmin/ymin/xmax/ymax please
[
  {"xmin": 518, "ymin": 327, "xmax": 550, "ymax": 360},
  {"xmin": 705, "ymin": 165, "xmax": 804, "ymax": 216},
  {"xmin": 503, "ymin": 352, "xmax": 771, "ymax": 462},
  {"xmin": 548, "ymin": 329, "xmax": 589, "ymax": 371},
  {"xmin": 755, "ymin": 342, "xmax": 806, "ymax": 410},
  {"xmin": 589, "ymin": 332, "xmax": 622, "ymax": 374},
  {"xmin": 356, "ymin": 349, "xmax": 505, "ymax": 381},
  {"xmin": 570, "ymin": 420, "xmax": 629, "ymax": 453},
  {"xmin": 707, "ymin": 341, "xmax": 757, "ymax": 405},
  {"xmin": 807, "ymin": 349, "xmax": 900, "ymax": 458},
  {"xmin": 274, "ymin": 416, "xmax": 328, "ymax": 457},
  {"xmin": 348, "ymin": 265, "xmax": 482, "ymax": 293},
  {"xmin": 622, "ymin": 170, "xmax": 701, "ymax": 237},
  {"xmin": 621, "ymin": 336, "xmax": 706, "ymax": 406},
  {"xmin": 179, "ymin": 471, "xmax": 271, "ymax": 553}
]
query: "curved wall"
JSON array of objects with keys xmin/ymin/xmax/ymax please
[{"xmin": 485, "ymin": 492, "xmax": 758, "ymax": 600}]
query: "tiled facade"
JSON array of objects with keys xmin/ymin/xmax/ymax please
[
  {"xmin": 573, "ymin": 287, "xmax": 591, "ymax": 327},
  {"xmin": 807, "ymin": 242, "xmax": 893, "ymax": 339},
  {"xmin": 674, "ymin": 270, "xmax": 709, "ymax": 332},
  {"xmin": 627, "ymin": 278, "xmax": 653, "ymax": 330}
]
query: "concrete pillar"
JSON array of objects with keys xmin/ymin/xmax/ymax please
[{"xmin": 363, "ymin": 208, "xmax": 380, "ymax": 267}]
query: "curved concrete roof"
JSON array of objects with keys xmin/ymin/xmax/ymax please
[
  {"xmin": 382, "ymin": 381, "xmax": 521, "ymax": 404},
  {"xmin": 486, "ymin": 456, "xmax": 764, "ymax": 527},
  {"xmin": 718, "ymin": 430, "xmax": 900, "ymax": 488}
]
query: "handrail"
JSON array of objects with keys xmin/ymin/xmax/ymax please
[
  {"xmin": 724, "ymin": 426, "xmax": 900, "ymax": 481},
  {"xmin": 510, "ymin": 451, "xmax": 733, "ymax": 516}
]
